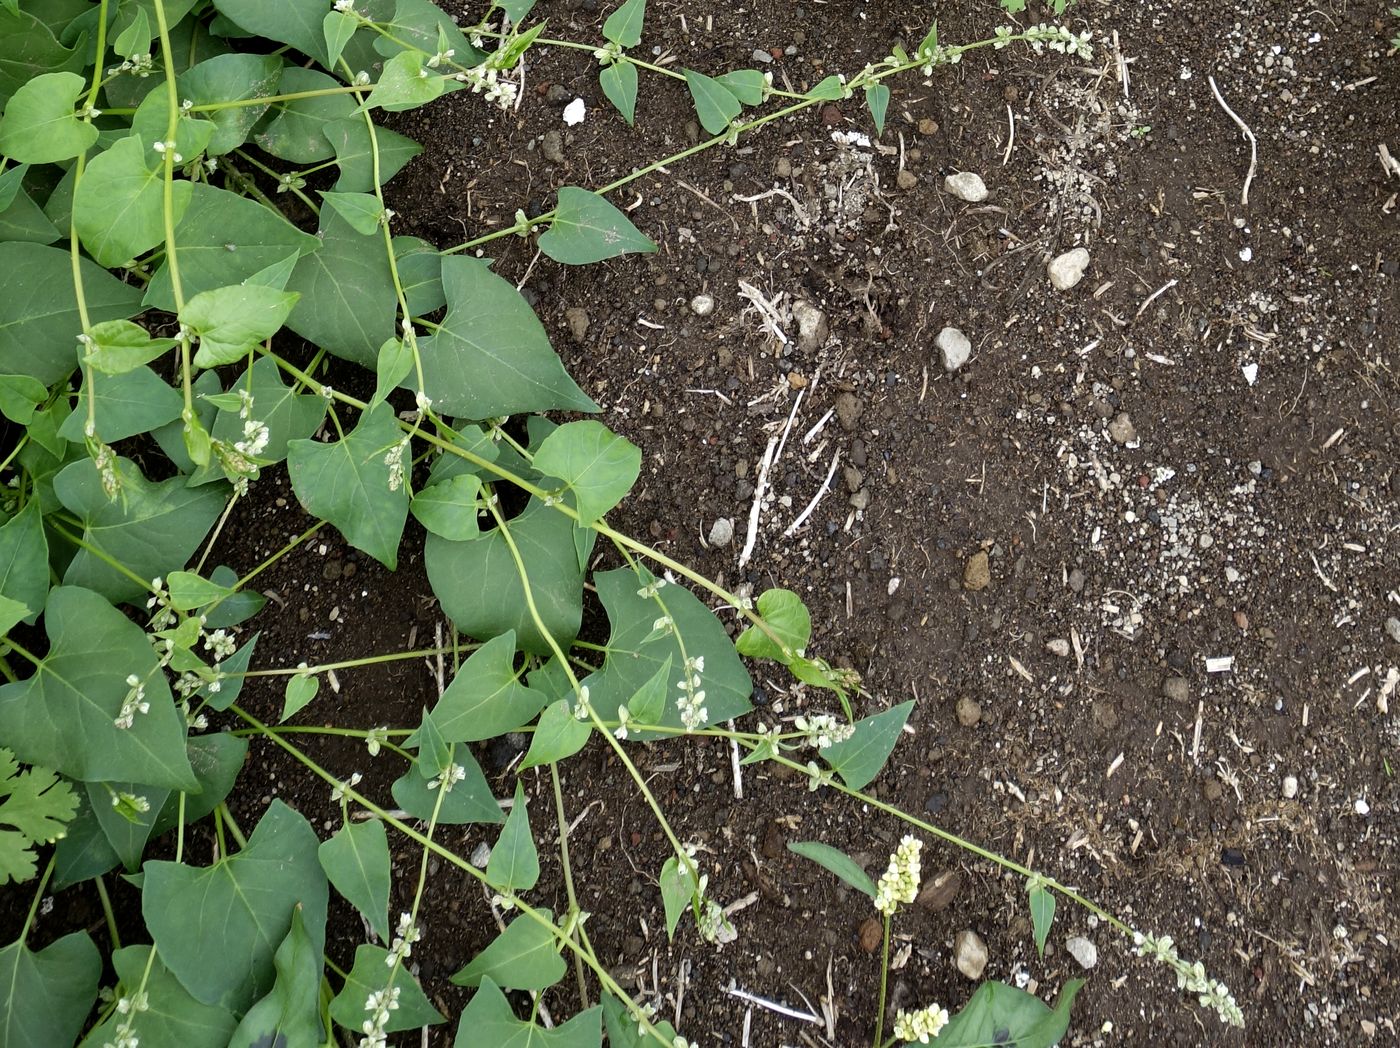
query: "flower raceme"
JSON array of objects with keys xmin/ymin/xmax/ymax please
[{"xmin": 874, "ymin": 835, "xmax": 923, "ymax": 916}]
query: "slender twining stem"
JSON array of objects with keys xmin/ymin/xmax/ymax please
[
  {"xmin": 874, "ymin": 912, "xmax": 891, "ymax": 1048},
  {"xmin": 230, "ymin": 704, "xmax": 676, "ymax": 1047},
  {"xmin": 19, "ymin": 857, "xmax": 54, "ymax": 944},
  {"xmin": 550, "ymin": 763, "xmax": 590, "ymax": 1009},
  {"xmin": 94, "ymin": 875, "xmax": 120, "ymax": 951}
]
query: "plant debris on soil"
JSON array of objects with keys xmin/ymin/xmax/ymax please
[{"xmin": 8, "ymin": 1, "xmax": 1398, "ymax": 1045}]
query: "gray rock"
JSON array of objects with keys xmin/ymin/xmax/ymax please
[
  {"xmin": 545, "ymin": 83, "xmax": 571, "ymax": 104},
  {"xmin": 470, "ymin": 842, "xmax": 491, "ymax": 868},
  {"xmin": 1048, "ymin": 247, "xmax": 1091, "ymax": 291},
  {"xmin": 835, "ymin": 392, "xmax": 863, "ymax": 431},
  {"xmin": 1164, "ymin": 677, "xmax": 1190, "ymax": 703},
  {"xmin": 1046, "ymin": 638, "xmax": 1071, "ymax": 657},
  {"xmin": 1066, "ymin": 936, "xmax": 1098, "ymax": 970},
  {"xmin": 792, "ymin": 299, "xmax": 829, "ymax": 353},
  {"xmin": 564, "ymin": 307, "xmax": 589, "ymax": 343},
  {"xmin": 936, "ymin": 326, "xmax": 972, "ymax": 372},
  {"xmin": 956, "ymin": 696, "xmax": 981, "ymax": 728},
  {"xmin": 1386, "ymin": 617, "xmax": 1400, "ymax": 645},
  {"xmin": 1107, "ymin": 412, "xmax": 1137, "ymax": 445},
  {"xmin": 690, "ymin": 293, "xmax": 715, "ymax": 317},
  {"xmin": 1068, "ymin": 568, "xmax": 1086, "ymax": 593},
  {"xmin": 944, "ymin": 171, "xmax": 988, "ymax": 202},
  {"xmin": 707, "ymin": 517, "xmax": 734, "ymax": 547},
  {"xmin": 954, "ymin": 929, "xmax": 988, "ymax": 980},
  {"xmin": 751, "ymin": 48, "xmax": 773, "ymax": 64},
  {"xmin": 541, "ymin": 130, "xmax": 565, "ymax": 164},
  {"xmin": 849, "ymin": 489, "xmax": 870, "ymax": 511}
]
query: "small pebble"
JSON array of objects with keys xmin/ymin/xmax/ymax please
[
  {"xmin": 707, "ymin": 517, "xmax": 734, "ymax": 547},
  {"xmin": 944, "ymin": 171, "xmax": 988, "ymax": 202},
  {"xmin": 1355, "ymin": 797, "xmax": 1370, "ymax": 816},
  {"xmin": 470, "ymin": 842, "xmax": 491, "ymax": 868},
  {"xmin": 955, "ymin": 696, "xmax": 982, "ymax": 728},
  {"xmin": 564, "ymin": 306, "xmax": 589, "ymax": 343},
  {"xmin": 1048, "ymin": 247, "xmax": 1091, "ymax": 291},
  {"xmin": 917, "ymin": 117, "xmax": 938, "ymax": 135},
  {"xmin": 792, "ymin": 299, "xmax": 829, "ymax": 353},
  {"xmin": 916, "ymin": 870, "xmax": 962, "ymax": 912},
  {"xmin": 690, "ymin": 294, "xmax": 715, "ymax": 317},
  {"xmin": 540, "ymin": 129, "xmax": 565, "ymax": 164},
  {"xmin": 1045, "ymin": 638, "xmax": 1071, "ymax": 657},
  {"xmin": 1385, "ymin": 617, "xmax": 1400, "ymax": 645},
  {"xmin": 1282, "ymin": 776, "xmax": 1299, "ymax": 800},
  {"xmin": 935, "ymin": 326, "xmax": 972, "ymax": 372},
  {"xmin": 953, "ymin": 930, "xmax": 988, "ymax": 980},
  {"xmin": 1066, "ymin": 936, "xmax": 1098, "ymax": 970},
  {"xmin": 963, "ymin": 551, "xmax": 990, "ymax": 591},
  {"xmin": 858, "ymin": 916, "xmax": 882, "ymax": 953},
  {"xmin": 896, "ymin": 169, "xmax": 919, "ymax": 191},
  {"xmin": 1107, "ymin": 412, "xmax": 1137, "ymax": 445},
  {"xmin": 1163, "ymin": 676, "xmax": 1190, "ymax": 703}
]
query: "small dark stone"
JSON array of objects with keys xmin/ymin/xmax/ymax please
[
  {"xmin": 1221, "ymin": 848, "xmax": 1246, "ymax": 867},
  {"xmin": 924, "ymin": 792, "xmax": 948, "ymax": 814}
]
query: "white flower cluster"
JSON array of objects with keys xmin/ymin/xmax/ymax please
[
  {"xmin": 792, "ymin": 712, "xmax": 854, "ymax": 750},
  {"xmin": 107, "ymin": 52, "xmax": 154, "ymax": 78},
  {"xmin": 893, "ymin": 1003, "xmax": 949, "ymax": 1044},
  {"xmin": 637, "ymin": 577, "xmax": 668, "ymax": 599},
  {"xmin": 102, "ymin": 989, "xmax": 149, "ymax": 1048},
  {"xmin": 874, "ymin": 834, "xmax": 922, "ymax": 916},
  {"xmin": 146, "ymin": 577, "xmax": 174, "ymax": 630},
  {"xmin": 332, "ymin": 0, "xmax": 356, "ymax": 12},
  {"xmin": 203, "ymin": 628, "xmax": 236, "ymax": 661},
  {"xmin": 387, "ymin": 912, "xmax": 421, "ymax": 967},
  {"xmin": 1026, "ymin": 24, "xmax": 1095, "ymax": 60},
  {"xmin": 696, "ymin": 897, "xmax": 735, "ymax": 944},
  {"xmin": 384, "ymin": 437, "xmax": 409, "ymax": 492},
  {"xmin": 454, "ymin": 63, "xmax": 518, "ymax": 109},
  {"xmin": 366, "ymin": 726, "xmax": 389, "ymax": 756},
  {"xmin": 358, "ymin": 985, "xmax": 400, "ymax": 1048},
  {"xmin": 115, "ymin": 675, "xmax": 149, "ymax": 730},
  {"xmin": 92, "ymin": 441, "xmax": 121, "ymax": 501},
  {"xmin": 613, "ymin": 704, "xmax": 631, "ymax": 740},
  {"xmin": 676, "ymin": 655, "xmax": 707, "ymax": 731},
  {"xmin": 572, "ymin": 684, "xmax": 592, "ymax": 721},
  {"xmin": 331, "ymin": 771, "xmax": 363, "ymax": 803},
  {"xmin": 427, "ymin": 762, "xmax": 466, "ymax": 793},
  {"xmin": 1134, "ymin": 932, "xmax": 1244, "ymax": 1027},
  {"xmin": 111, "ymin": 791, "xmax": 151, "ymax": 818}
]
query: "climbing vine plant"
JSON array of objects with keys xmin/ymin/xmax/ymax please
[{"xmin": 0, "ymin": 1, "xmax": 1242, "ymax": 1046}]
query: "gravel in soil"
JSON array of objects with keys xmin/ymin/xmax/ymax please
[{"xmin": 9, "ymin": 2, "xmax": 1398, "ymax": 1046}]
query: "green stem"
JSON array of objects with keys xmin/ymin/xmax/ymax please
[
  {"xmin": 874, "ymin": 912, "xmax": 891, "ymax": 1048},
  {"xmin": 94, "ymin": 875, "xmax": 121, "ymax": 951},
  {"xmin": 232, "ymin": 646, "xmax": 472, "ymax": 679},
  {"xmin": 550, "ymin": 763, "xmax": 590, "ymax": 1009},
  {"xmin": 19, "ymin": 857, "xmax": 54, "ymax": 944}
]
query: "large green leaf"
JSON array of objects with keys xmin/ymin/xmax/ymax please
[
  {"xmin": 318, "ymin": 820, "xmax": 391, "ymax": 943},
  {"xmin": 394, "ymin": 236, "xmax": 445, "ymax": 314},
  {"xmin": 143, "ymin": 800, "xmax": 328, "ymax": 1013},
  {"xmin": 0, "ymin": 71, "xmax": 96, "ymax": 163},
  {"xmin": 54, "ymin": 456, "xmax": 228, "ymax": 605},
  {"xmin": 285, "ymin": 208, "xmax": 395, "ymax": 368},
  {"xmin": 578, "ymin": 567, "xmax": 752, "ymax": 731},
  {"xmin": 539, "ymin": 187, "xmax": 657, "ymax": 264},
  {"xmin": 409, "ymin": 474, "xmax": 482, "ymax": 541},
  {"xmin": 323, "ymin": 116, "xmax": 422, "ymax": 192},
  {"xmin": 0, "ymin": 500, "xmax": 47, "ymax": 624},
  {"xmin": 0, "ymin": 8, "xmax": 86, "ymax": 106},
  {"xmin": 84, "ymin": 946, "xmax": 237, "ymax": 1048},
  {"xmin": 714, "ymin": 69, "xmax": 766, "ymax": 106},
  {"xmin": 533, "ymin": 419, "xmax": 641, "ymax": 525},
  {"xmin": 51, "ymin": 791, "xmax": 119, "ymax": 890},
  {"xmin": 390, "ymin": 743, "xmax": 501, "ymax": 825},
  {"xmin": 179, "ymin": 53, "xmax": 283, "ymax": 155},
  {"xmin": 0, "ymin": 932, "xmax": 101, "ymax": 1048},
  {"xmin": 451, "ymin": 911, "xmax": 565, "ymax": 991},
  {"xmin": 935, "ymin": 979, "xmax": 1084, "ymax": 1048},
  {"xmin": 209, "ymin": 0, "xmax": 329, "ymax": 65},
  {"xmin": 373, "ymin": 0, "xmax": 484, "ymax": 64},
  {"xmin": 72, "ymin": 133, "xmax": 192, "ymax": 268},
  {"xmin": 181, "ymin": 284, "xmax": 300, "ymax": 368},
  {"xmin": 683, "ymin": 69, "xmax": 740, "ymax": 134},
  {"xmin": 228, "ymin": 907, "xmax": 325, "ymax": 1048},
  {"xmin": 409, "ymin": 631, "xmax": 549, "ymax": 744},
  {"xmin": 819, "ymin": 701, "xmax": 913, "ymax": 791},
  {"xmin": 57, "ymin": 364, "xmax": 183, "ymax": 443},
  {"xmin": 486, "ymin": 782, "xmax": 538, "ymax": 892},
  {"xmin": 0, "ymin": 587, "xmax": 197, "ymax": 790},
  {"xmin": 252, "ymin": 67, "xmax": 352, "ymax": 163},
  {"xmin": 453, "ymin": 979, "xmax": 601, "ymax": 1048},
  {"xmin": 0, "ymin": 242, "xmax": 142, "ymax": 384},
  {"xmin": 286, "ymin": 401, "xmax": 408, "ymax": 568},
  {"xmin": 80, "ymin": 319, "xmax": 178, "ymax": 376},
  {"xmin": 425, "ymin": 499, "xmax": 586, "ymax": 655},
  {"xmin": 412, "ymin": 256, "xmax": 596, "ymax": 419},
  {"xmin": 328, "ymin": 945, "xmax": 443, "ymax": 1035},
  {"xmin": 144, "ymin": 183, "xmax": 320, "ymax": 312}
]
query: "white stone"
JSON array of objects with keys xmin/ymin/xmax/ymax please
[
  {"xmin": 707, "ymin": 517, "xmax": 734, "ymax": 547},
  {"xmin": 953, "ymin": 929, "xmax": 988, "ymax": 980},
  {"xmin": 1282, "ymin": 776, "xmax": 1299, "ymax": 800},
  {"xmin": 792, "ymin": 300, "xmax": 829, "ymax": 353},
  {"xmin": 936, "ymin": 326, "xmax": 972, "ymax": 372},
  {"xmin": 1048, "ymin": 248, "xmax": 1091, "ymax": 291},
  {"xmin": 563, "ymin": 97, "xmax": 586, "ymax": 126},
  {"xmin": 1066, "ymin": 936, "xmax": 1098, "ymax": 970},
  {"xmin": 690, "ymin": 294, "xmax": 715, "ymax": 317},
  {"xmin": 1045, "ymin": 638, "xmax": 1071, "ymax": 657},
  {"xmin": 1355, "ymin": 797, "xmax": 1370, "ymax": 816},
  {"xmin": 944, "ymin": 171, "xmax": 988, "ymax": 202}
]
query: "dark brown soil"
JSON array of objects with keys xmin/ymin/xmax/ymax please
[{"xmin": 10, "ymin": 2, "xmax": 1398, "ymax": 1046}]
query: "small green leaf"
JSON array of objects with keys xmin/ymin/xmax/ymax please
[
  {"xmin": 602, "ymin": 0, "xmax": 645, "ymax": 47},
  {"xmin": 416, "ymin": 632, "xmax": 549, "ymax": 744},
  {"xmin": 112, "ymin": 7, "xmax": 150, "ymax": 58},
  {"xmin": 864, "ymin": 83, "xmax": 890, "ymax": 135},
  {"xmin": 0, "ymin": 373, "xmax": 46, "ymax": 426},
  {"xmin": 786, "ymin": 841, "xmax": 876, "ymax": 899},
  {"xmin": 808, "ymin": 74, "xmax": 845, "ymax": 100},
  {"xmin": 494, "ymin": 0, "xmax": 537, "ymax": 21},
  {"xmin": 252, "ymin": 67, "xmax": 352, "ymax": 165},
  {"xmin": 533, "ymin": 419, "xmax": 640, "ymax": 524},
  {"xmin": 88, "ymin": 779, "xmax": 167, "ymax": 872},
  {"xmin": 180, "ymin": 53, "xmax": 284, "ymax": 156},
  {"xmin": 320, "ymin": 190, "xmax": 384, "ymax": 235},
  {"xmin": 0, "ymin": 500, "xmax": 47, "ymax": 624},
  {"xmin": 413, "ymin": 707, "xmax": 450, "ymax": 780},
  {"xmin": 602, "ymin": 992, "xmax": 680, "ymax": 1048},
  {"xmin": 360, "ymin": 50, "xmax": 446, "ymax": 112},
  {"xmin": 539, "ymin": 186, "xmax": 657, "ymax": 265},
  {"xmin": 72, "ymin": 134, "xmax": 192, "ymax": 268},
  {"xmin": 282, "ymin": 673, "xmax": 319, "ymax": 722},
  {"xmin": 410, "ymin": 474, "xmax": 483, "ymax": 542},
  {"xmin": 934, "ymin": 979, "xmax": 1084, "ymax": 1048},
  {"xmin": 57, "ymin": 365, "xmax": 183, "ymax": 444},
  {"xmin": 318, "ymin": 820, "xmax": 391, "ymax": 943},
  {"xmin": 394, "ymin": 237, "xmax": 445, "ymax": 314},
  {"xmin": 735, "ymin": 588, "xmax": 813, "ymax": 663},
  {"xmin": 209, "ymin": 0, "xmax": 330, "ymax": 66},
  {"xmin": 519, "ymin": 700, "xmax": 591, "ymax": 769},
  {"xmin": 286, "ymin": 402, "xmax": 409, "ymax": 569},
  {"xmin": 183, "ymin": 284, "xmax": 300, "ymax": 368},
  {"xmin": 322, "ymin": 10, "xmax": 357, "ymax": 68},
  {"xmin": 372, "ymin": 337, "xmax": 413, "ymax": 407},
  {"xmin": 486, "ymin": 782, "xmax": 538, "ymax": 893},
  {"xmin": 658, "ymin": 855, "xmax": 694, "ymax": 939},
  {"xmin": 165, "ymin": 570, "xmax": 235, "ymax": 611},
  {"xmin": 451, "ymin": 910, "xmax": 565, "ymax": 991},
  {"xmin": 81, "ymin": 320, "xmax": 177, "ymax": 375},
  {"xmin": 625, "ymin": 656, "xmax": 670, "ymax": 726},
  {"xmin": 1029, "ymin": 883, "xmax": 1056, "ymax": 959},
  {"xmin": 130, "ymin": 87, "xmax": 216, "ymax": 164},
  {"xmin": 0, "ymin": 71, "xmax": 96, "ymax": 163},
  {"xmin": 714, "ymin": 69, "xmax": 766, "ymax": 105},
  {"xmin": 819, "ymin": 701, "xmax": 913, "ymax": 791},
  {"xmin": 329, "ymin": 945, "xmax": 443, "ymax": 1035},
  {"xmin": 453, "ymin": 979, "xmax": 600, "ymax": 1048},
  {"xmin": 683, "ymin": 68, "xmax": 741, "ymax": 134},
  {"xmin": 599, "ymin": 61, "xmax": 638, "ymax": 124},
  {"xmin": 0, "ymin": 932, "xmax": 102, "ymax": 1048},
  {"xmin": 226, "ymin": 906, "xmax": 325, "ymax": 1048}
]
